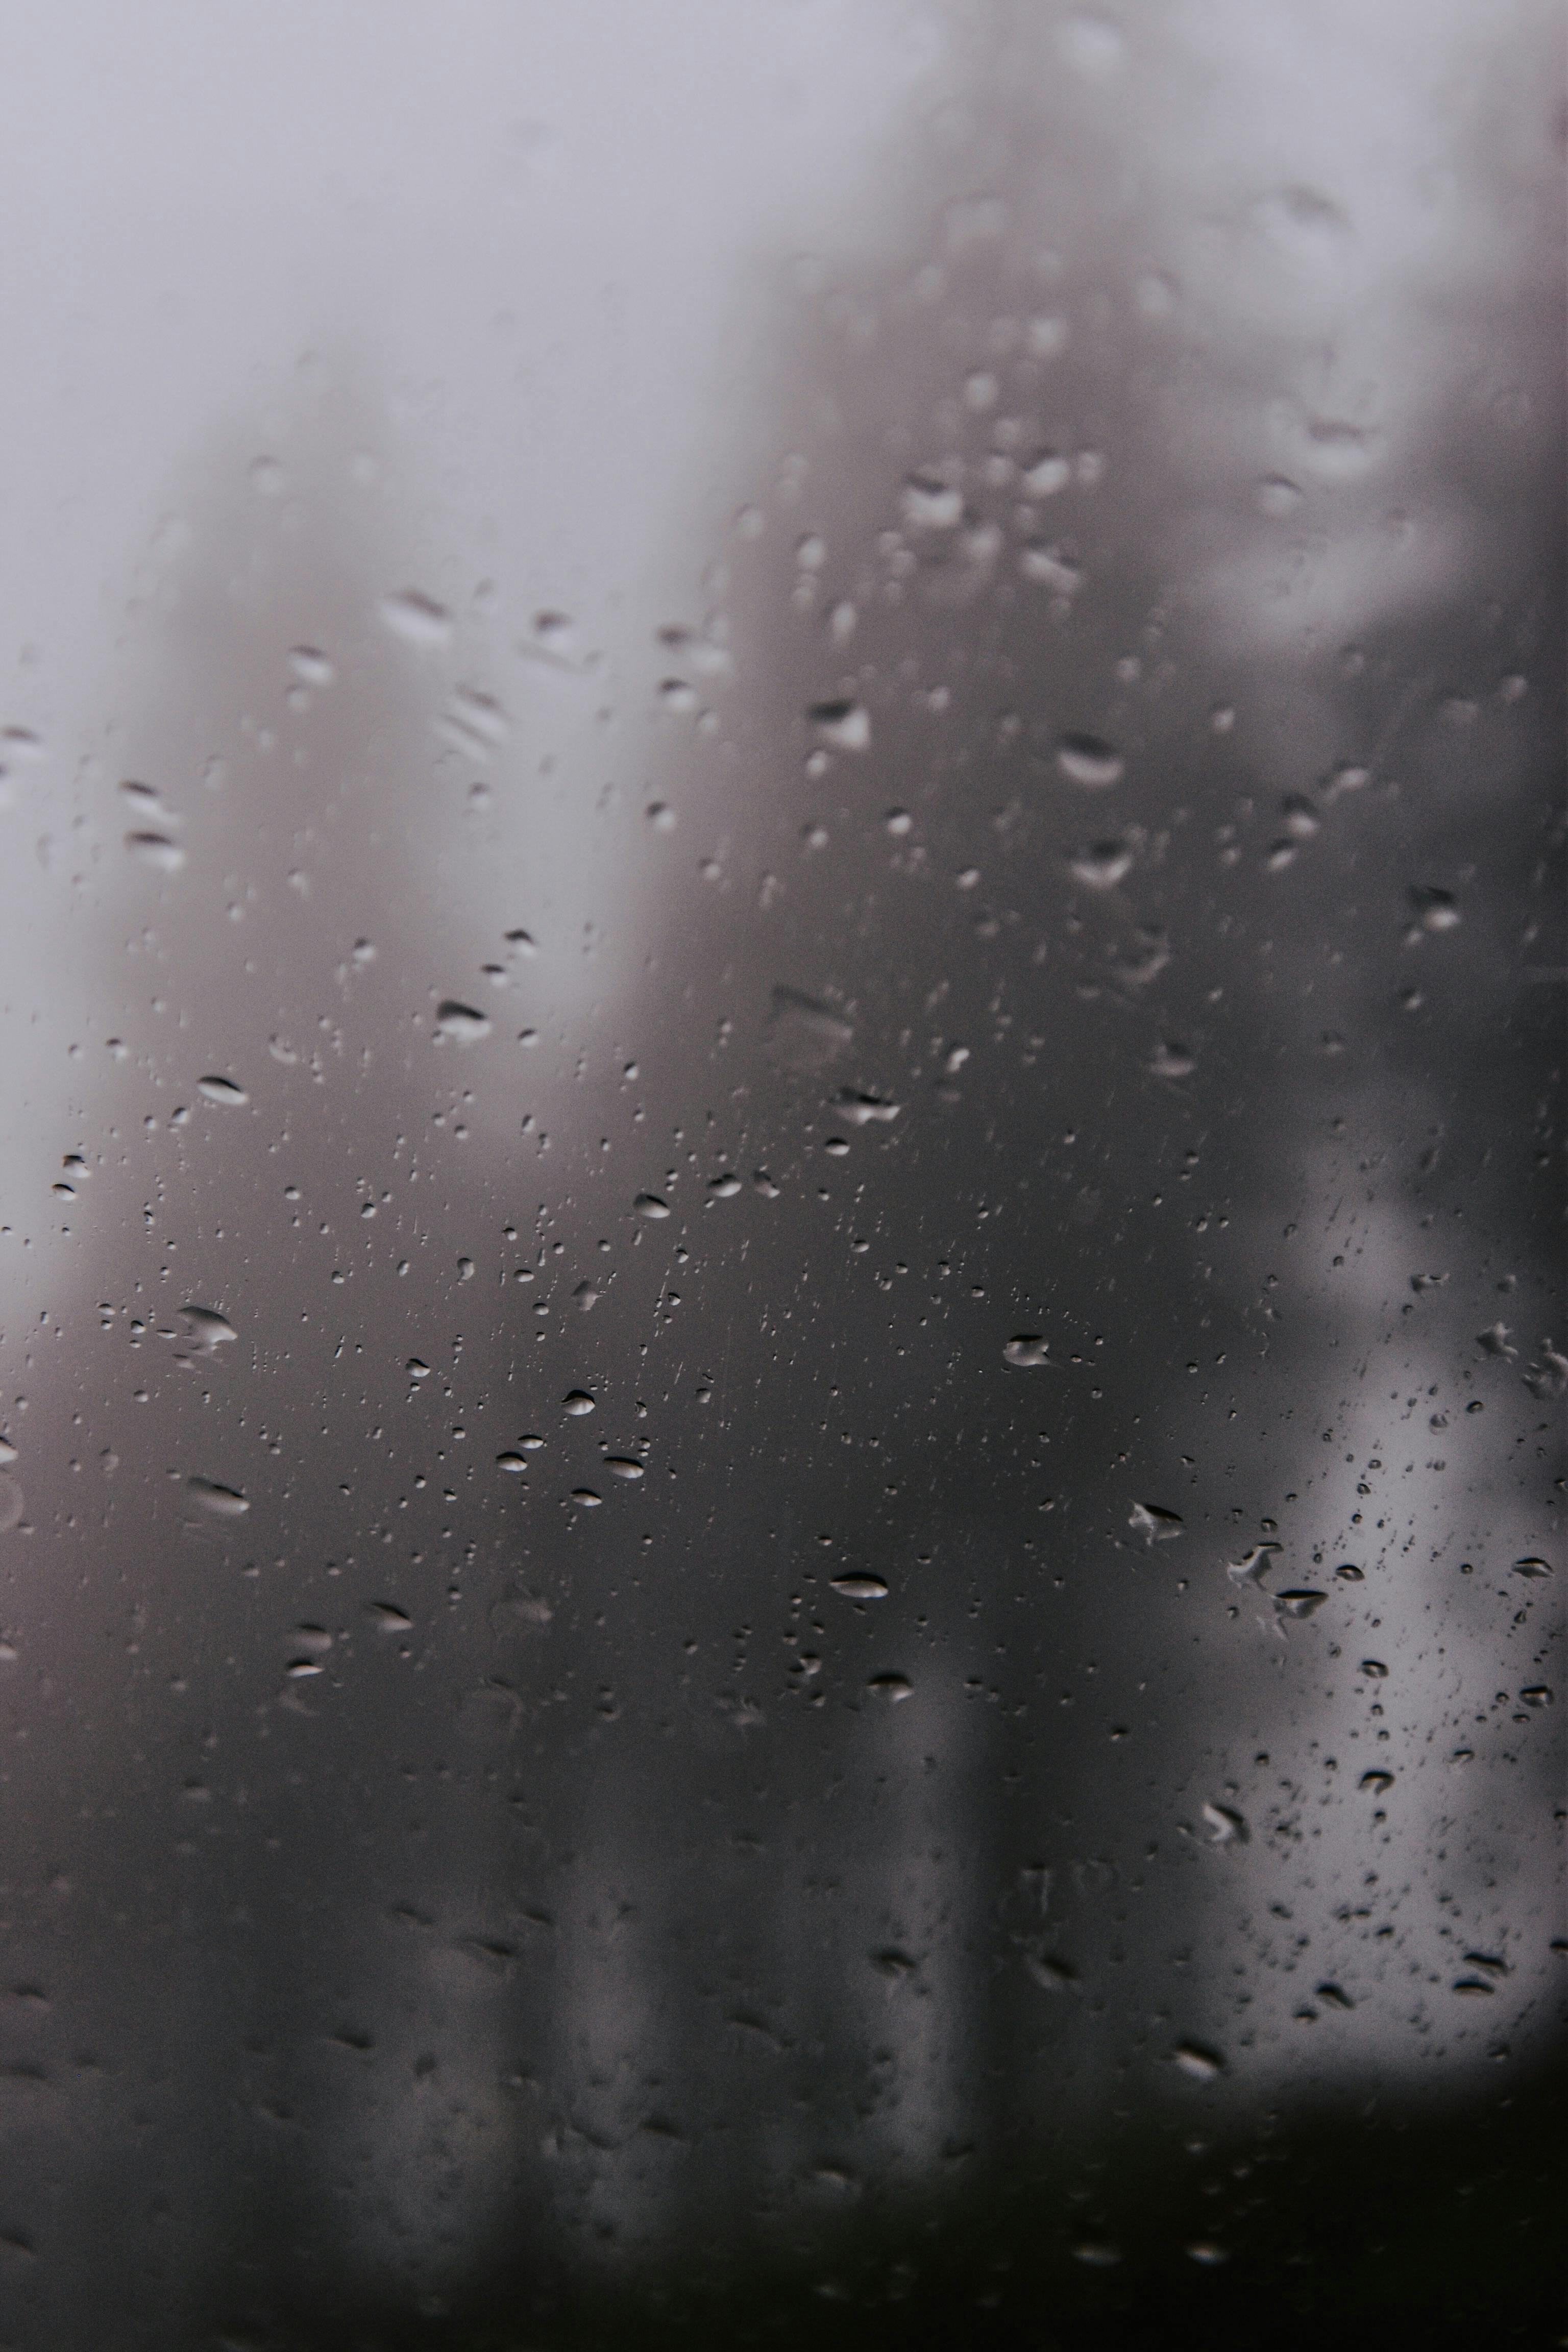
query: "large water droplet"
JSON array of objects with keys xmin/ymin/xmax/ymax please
[
  {"xmin": 563, "ymin": 1390, "xmax": 596, "ymax": 1416},
  {"xmin": 434, "ymin": 1001, "xmax": 492, "ymax": 1043},
  {"xmin": 179, "ymin": 1305, "xmax": 236, "ymax": 1351},
  {"xmin": 186, "ymin": 1477, "xmax": 249, "ymax": 1518},
  {"xmin": 634, "ymin": 1191, "xmax": 671, "ymax": 1219},
  {"xmin": 1129, "ymin": 1501, "xmax": 1183, "ymax": 1541},
  {"xmin": 1201, "ymin": 1802, "xmax": 1248, "ymax": 1846},
  {"xmin": 830, "ymin": 1573, "xmax": 888, "ymax": 1600},
  {"xmin": 767, "ymin": 987, "xmax": 853, "ymax": 1073},
  {"xmin": 197, "ymin": 1075, "xmax": 249, "ymax": 1106},
  {"xmin": 867, "ymin": 1672, "xmax": 913, "ymax": 1703},
  {"xmin": 1003, "ymin": 1336, "xmax": 1053, "ymax": 1369},
  {"xmin": 1172, "ymin": 2041, "xmax": 1224, "ymax": 2082}
]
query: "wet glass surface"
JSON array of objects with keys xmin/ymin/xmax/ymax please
[{"xmin": 0, "ymin": 6, "xmax": 1561, "ymax": 2346}]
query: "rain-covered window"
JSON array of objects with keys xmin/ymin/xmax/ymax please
[{"xmin": 0, "ymin": 5, "xmax": 1561, "ymax": 2344}]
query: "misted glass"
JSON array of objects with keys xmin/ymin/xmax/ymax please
[{"xmin": 0, "ymin": 5, "xmax": 1561, "ymax": 2346}]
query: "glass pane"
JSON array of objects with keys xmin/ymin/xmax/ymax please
[{"xmin": 0, "ymin": 4, "xmax": 1560, "ymax": 2343}]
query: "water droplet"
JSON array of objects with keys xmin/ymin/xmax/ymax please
[
  {"xmin": 1452, "ymin": 1975, "xmax": 1495, "ymax": 1996},
  {"xmin": 1409, "ymin": 885, "xmax": 1460, "ymax": 932},
  {"xmin": 830, "ymin": 1573, "xmax": 888, "ymax": 1600},
  {"xmin": 1359, "ymin": 1769, "xmax": 1394, "ymax": 1795},
  {"xmin": 562, "ymin": 1391, "xmax": 595, "ymax": 1416},
  {"xmin": 406, "ymin": 1358, "xmax": 430, "ymax": 1381},
  {"xmin": 1201, "ymin": 1802, "xmax": 1248, "ymax": 1847},
  {"xmin": 572, "ymin": 1279, "xmax": 602, "ymax": 1311},
  {"xmin": 634, "ymin": 1191, "xmax": 671, "ymax": 1219},
  {"xmin": 604, "ymin": 1458, "xmax": 644, "ymax": 1481},
  {"xmin": 0, "ymin": 1438, "xmax": 16, "ymax": 1466},
  {"xmin": 186, "ymin": 1477, "xmax": 248, "ymax": 1518},
  {"xmin": 646, "ymin": 800, "xmax": 677, "ymax": 831},
  {"xmin": 900, "ymin": 474, "xmax": 963, "ymax": 531},
  {"xmin": 1019, "ymin": 543, "xmax": 1083, "ymax": 593},
  {"xmin": 1172, "ymin": 2042, "xmax": 1224, "ymax": 2082},
  {"xmin": 752, "ymin": 1170, "xmax": 781, "ymax": 1198},
  {"xmin": 1520, "ymin": 1685, "xmax": 1553, "ymax": 1708},
  {"xmin": 495, "ymin": 1452, "xmax": 530, "ymax": 1474},
  {"xmin": 1477, "ymin": 1322, "xmax": 1517, "ymax": 1360},
  {"xmin": 1227, "ymin": 1542, "xmax": 1281, "ymax": 1586},
  {"xmin": 288, "ymin": 646, "xmax": 335, "ymax": 687},
  {"xmin": 1359, "ymin": 1658, "xmax": 1388, "ymax": 1679},
  {"xmin": 1022, "ymin": 451, "xmax": 1071, "ymax": 498},
  {"xmin": 767, "ymin": 987, "xmax": 853, "ymax": 1073},
  {"xmin": 197, "ymin": 1075, "xmax": 249, "ymax": 1106},
  {"xmin": 885, "ymin": 807, "xmax": 912, "ymax": 835},
  {"xmin": 0, "ymin": 1476, "xmax": 23, "ymax": 1534},
  {"xmin": 178, "ymin": 1305, "xmax": 236, "ymax": 1351},
  {"xmin": 1513, "ymin": 1557, "xmax": 1553, "ymax": 1579},
  {"xmin": 380, "ymin": 589, "xmax": 453, "ymax": 646},
  {"xmin": 1315, "ymin": 1982, "xmax": 1353, "ymax": 2010},
  {"xmin": 1255, "ymin": 475, "xmax": 1304, "ymax": 518},
  {"xmin": 1024, "ymin": 1952, "xmax": 1079, "ymax": 1992},
  {"xmin": 571, "ymin": 1487, "xmax": 602, "ymax": 1508},
  {"xmin": 1147, "ymin": 1041, "xmax": 1195, "ymax": 1081},
  {"xmin": 1186, "ymin": 2242, "xmax": 1230, "ymax": 2267},
  {"xmin": 707, "ymin": 1173, "xmax": 742, "ymax": 1199},
  {"xmin": 434, "ymin": 1001, "xmax": 492, "ymax": 1044},
  {"xmin": 867, "ymin": 1672, "xmax": 913, "ymax": 1703},
  {"xmin": 1276, "ymin": 1589, "xmax": 1326, "ymax": 1620},
  {"xmin": 1334, "ymin": 1561, "xmax": 1363, "ymax": 1582},
  {"xmin": 1025, "ymin": 313, "xmax": 1071, "ymax": 359},
  {"xmin": 126, "ymin": 831, "xmax": 186, "ymax": 872},
  {"xmin": 1003, "ymin": 1336, "xmax": 1053, "ymax": 1369},
  {"xmin": 1072, "ymin": 2241, "xmax": 1122, "ymax": 2269},
  {"xmin": 832, "ymin": 1090, "xmax": 901, "ymax": 1127},
  {"xmin": 1129, "ymin": 1501, "xmax": 1184, "ymax": 1541},
  {"xmin": 1068, "ymin": 839, "xmax": 1134, "ymax": 890},
  {"xmin": 809, "ymin": 700, "xmax": 871, "ymax": 753},
  {"xmin": 368, "ymin": 1602, "xmax": 412, "ymax": 1631}
]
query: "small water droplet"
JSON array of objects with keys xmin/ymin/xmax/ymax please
[
  {"xmin": 1409, "ymin": 885, "xmax": 1461, "ymax": 933},
  {"xmin": 1333, "ymin": 1561, "xmax": 1363, "ymax": 1582},
  {"xmin": 380, "ymin": 589, "xmax": 453, "ymax": 646},
  {"xmin": 707, "ymin": 1172, "xmax": 742, "ymax": 1200},
  {"xmin": 634, "ymin": 1191, "xmax": 671, "ymax": 1219},
  {"xmin": 1359, "ymin": 1658, "xmax": 1388, "ymax": 1679},
  {"xmin": 1129, "ymin": 1501, "xmax": 1184, "ymax": 1541},
  {"xmin": 1003, "ymin": 1336, "xmax": 1053, "ymax": 1369},
  {"xmin": 1022, "ymin": 451, "xmax": 1071, "ymax": 498},
  {"xmin": 288, "ymin": 646, "xmax": 336, "ymax": 687},
  {"xmin": 604, "ymin": 1458, "xmax": 644, "ymax": 1481},
  {"xmin": 830, "ymin": 1573, "xmax": 888, "ymax": 1600},
  {"xmin": 867, "ymin": 1672, "xmax": 913, "ymax": 1702},
  {"xmin": 126, "ymin": 831, "xmax": 186, "ymax": 872},
  {"xmin": 885, "ymin": 807, "xmax": 912, "ymax": 835},
  {"xmin": 1520, "ymin": 1684, "xmax": 1553, "ymax": 1708},
  {"xmin": 1186, "ymin": 2242, "xmax": 1230, "ymax": 2267},
  {"xmin": 1172, "ymin": 2041, "xmax": 1224, "ymax": 2082},
  {"xmin": 406, "ymin": 1358, "xmax": 430, "ymax": 1381},
  {"xmin": 495, "ymin": 1452, "xmax": 530, "ymax": 1474},
  {"xmin": 1072, "ymin": 2241, "xmax": 1122, "ymax": 2269},
  {"xmin": 1315, "ymin": 1982, "xmax": 1353, "ymax": 2009},
  {"xmin": 1359, "ymin": 1769, "xmax": 1394, "ymax": 1795},
  {"xmin": 563, "ymin": 1391, "xmax": 596, "ymax": 1416},
  {"xmin": 571, "ymin": 1487, "xmax": 602, "ymax": 1507},
  {"xmin": 186, "ymin": 1477, "xmax": 248, "ymax": 1518},
  {"xmin": 197, "ymin": 1075, "xmax": 249, "ymax": 1106},
  {"xmin": 0, "ymin": 1476, "xmax": 23, "ymax": 1534},
  {"xmin": 1147, "ymin": 1041, "xmax": 1195, "ymax": 1081},
  {"xmin": 1201, "ymin": 1802, "xmax": 1248, "ymax": 1847},
  {"xmin": 1068, "ymin": 839, "xmax": 1134, "ymax": 890},
  {"xmin": 1255, "ymin": 475, "xmax": 1304, "ymax": 518},
  {"xmin": 1276, "ymin": 1588, "xmax": 1327, "ymax": 1620},
  {"xmin": 368, "ymin": 1602, "xmax": 412, "ymax": 1631},
  {"xmin": 808, "ymin": 700, "xmax": 871, "ymax": 753},
  {"xmin": 900, "ymin": 473, "xmax": 963, "ymax": 531},
  {"xmin": 1513, "ymin": 1556, "xmax": 1553, "ymax": 1579}
]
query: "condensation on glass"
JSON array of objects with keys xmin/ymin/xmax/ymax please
[{"xmin": 0, "ymin": 5, "xmax": 1561, "ymax": 2345}]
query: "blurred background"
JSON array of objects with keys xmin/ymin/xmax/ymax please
[{"xmin": 0, "ymin": 3, "xmax": 1561, "ymax": 2344}]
